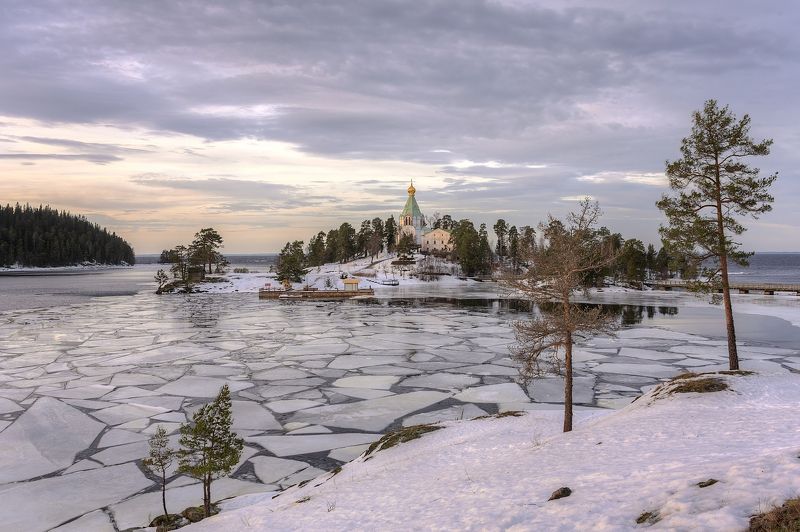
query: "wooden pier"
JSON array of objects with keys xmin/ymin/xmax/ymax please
[
  {"xmin": 644, "ymin": 279, "xmax": 800, "ymax": 295},
  {"xmin": 258, "ymin": 287, "xmax": 375, "ymax": 300}
]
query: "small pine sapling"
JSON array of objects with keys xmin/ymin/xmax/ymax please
[
  {"xmin": 143, "ymin": 425, "xmax": 176, "ymax": 524},
  {"xmin": 178, "ymin": 384, "xmax": 244, "ymax": 518}
]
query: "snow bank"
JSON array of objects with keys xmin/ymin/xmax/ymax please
[{"xmin": 187, "ymin": 372, "xmax": 800, "ymax": 531}]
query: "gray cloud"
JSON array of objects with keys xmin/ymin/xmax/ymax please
[
  {"xmin": 131, "ymin": 175, "xmax": 336, "ymax": 209},
  {"xmin": 0, "ymin": 153, "xmax": 122, "ymax": 164},
  {"xmin": 1, "ymin": 0, "xmax": 797, "ymax": 249},
  {"xmin": 17, "ymin": 136, "xmax": 152, "ymax": 154}
]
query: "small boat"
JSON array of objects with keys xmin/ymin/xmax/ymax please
[{"xmin": 365, "ymin": 278, "xmax": 400, "ymax": 286}]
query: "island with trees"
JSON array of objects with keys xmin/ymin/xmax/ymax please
[{"xmin": 0, "ymin": 203, "xmax": 135, "ymax": 268}]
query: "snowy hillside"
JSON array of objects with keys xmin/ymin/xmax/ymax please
[{"xmin": 187, "ymin": 372, "xmax": 800, "ymax": 531}]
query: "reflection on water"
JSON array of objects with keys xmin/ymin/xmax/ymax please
[
  {"xmin": 593, "ymin": 304, "xmax": 678, "ymax": 326},
  {"xmin": 359, "ymin": 296, "xmax": 800, "ymax": 348},
  {"xmin": 358, "ymin": 296, "xmax": 679, "ymax": 326}
]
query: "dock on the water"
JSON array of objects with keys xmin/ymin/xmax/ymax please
[
  {"xmin": 644, "ymin": 279, "xmax": 800, "ymax": 295},
  {"xmin": 258, "ymin": 287, "xmax": 375, "ymax": 300}
]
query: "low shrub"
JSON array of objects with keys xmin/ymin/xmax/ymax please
[{"xmin": 749, "ymin": 497, "xmax": 800, "ymax": 531}]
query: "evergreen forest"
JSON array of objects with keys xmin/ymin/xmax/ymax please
[{"xmin": 0, "ymin": 203, "xmax": 135, "ymax": 267}]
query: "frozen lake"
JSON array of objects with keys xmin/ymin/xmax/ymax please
[{"xmin": 0, "ymin": 284, "xmax": 799, "ymax": 530}]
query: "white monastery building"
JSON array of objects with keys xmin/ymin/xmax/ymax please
[{"xmin": 397, "ymin": 181, "xmax": 452, "ymax": 254}]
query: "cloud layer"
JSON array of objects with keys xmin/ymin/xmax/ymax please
[{"xmin": 1, "ymin": 0, "xmax": 797, "ymax": 251}]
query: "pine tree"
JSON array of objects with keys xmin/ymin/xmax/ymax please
[
  {"xmin": 178, "ymin": 385, "xmax": 244, "ymax": 518},
  {"xmin": 396, "ymin": 233, "xmax": 415, "ymax": 256},
  {"xmin": 508, "ymin": 225, "xmax": 520, "ymax": 273},
  {"xmin": 276, "ymin": 241, "xmax": 306, "ymax": 283},
  {"xmin": 384, "ymin": 215, "xmax": 398, "ymax": 253},
  {"xmin": 478, "ymin": 223, "xmax": 492, "ymax": 275},
  {"xmin": 493, "ymin": 219, "xmax": 508, "ymax": 259},
  {"xmin": 143, "ymin": 425, "xmax": 176, "ymax": 524},
  {"xmin": 337, "ymin": 223, "xmax": 356, "ymax": 262},
  {"xmin": 657, "ymin": 100, "xmax": 777, "ymax": 370},
  {"xmin": 190, "ymin": 228, "xmax": 224, "ymax": 274},
  {"xmin": 168, "ymin": 245, "xmax": 193, "ymax": 293},
  {"xmin": 306, "ymin": 232, "xmax": 327, "ymax": 267}
]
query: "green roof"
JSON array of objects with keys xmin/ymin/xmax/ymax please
[{"xmin": 401, "ymin": 194, "xmax": 423, "ymax": 219}]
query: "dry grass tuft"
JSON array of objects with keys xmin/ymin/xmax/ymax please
[
  {"xmin": 749, "ymin": 497, "xmax": 800, "ymax": 531},
  {"xmin": 364, "ymin": 424, "xmax": 442, "ymax": 456},
  {"xmin": 671, "ymin": 377, "xmax": 728, "ymax": 394},
  {"xmin": 718, "ymin": 370, "xmax": 756, "ymax": 376},
  {"xmin": 495, "ymin": 410, "xmax": 524, "ymax": 418},
  {"xmin": 671, "ymin": 372, "xmax": 700, "ymax": 381}
]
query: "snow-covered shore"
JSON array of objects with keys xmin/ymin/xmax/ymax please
[
  {"xmin": 0, "ymin": 263, "xmax": 132, "ymax": 274},
  {"xmin": 196, "ymin": 254, "xmax": 477, "ymax": 294},
  {"xmin": 186, "ymin": 372, "xmax": 800, "ymax": 531},
  {"xmin": 194, "ymin": 257, "xmax": 800, "ymax": 331}
]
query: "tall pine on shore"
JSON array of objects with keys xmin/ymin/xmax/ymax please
[{"xmin": 657, "ymin": 100, "xmax": 777, "ymax": 370}]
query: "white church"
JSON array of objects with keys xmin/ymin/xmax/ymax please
[{"xmin": 397, "ymin": 181, "xmax": 452, "ymax": 254}]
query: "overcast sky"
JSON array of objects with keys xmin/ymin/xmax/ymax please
[{"xmin": 1, "ymin": 0, "xmax": 797, "ymax": 253}]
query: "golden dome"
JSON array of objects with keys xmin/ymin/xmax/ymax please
[{"xmin": 407, "ymin": 180, "xmax": 416, "ymax": 196}]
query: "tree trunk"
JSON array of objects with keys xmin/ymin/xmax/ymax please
[
  {"xmin": 719, "ymin": 252, "xmax": 739, "ymax": 369},
  {"xmin": 204, "ymin": 476, "xmax": 211, "ymax": 517},
  {"xmin": 563, "ymin": 331, "xmax": 573, "ymax": 433},
  {"xmin": 714, "ymin": 160, "xmax": 740, "ymax": 370},
  {"xmin": 161, "ymin": 471, "xmax": 168, "ymax": 518}
]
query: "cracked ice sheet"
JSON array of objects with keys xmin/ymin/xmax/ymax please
[
  {"xmin": 399, "ymin": 373, "xmax": 480, "ymax": 390},
  {"xmin": 0, "ymin": 463, "xmax": 151, "ymax": 532},
  {"xmin": 251, "ymin": 456, "xmax": 311, "ymax": 484},
  {"xmin": 593, "ymin": 362, "xmax": 678, "ymax": 378},
  {"xmin": 527, "ymin": 376, "xmax": 596, "ymax": 404},
  {"xmin": 615, "ymin": 328, "xmax": 708, "ymax": 341},
  {"xmin": 51, "ymin": 509, "xmax": 114, "ymax": 532},
  {"xmin": 328, "ymin": 355, "xmax": 407, "ymax": 369},
  {"xmin": 246, "ymin": 433, "xmax": 381, "ymax": 457},
  {"xmin": 453, "ymin": 383, "xmax": 530, "ymax": 404},
  {"xmin": 332, "ymin": 375, "xmax": 400, "ymax": 389},
  {"xmin": 0, "ymin": 397, "xmax": 104, "ymax": 483},
  {"xmin": 289, "ymin": 391, "xmax": 451, "ymax": 432},
  {"xmin": 617, "ymin": 347, "xmax": 686, "ymax": 361},
  {"xmin": 155, "ymin": 376, "xmax": 253, "ymax": 397},
  {"xmin": 402, "ymin": 404, "xmax": 488, "ymax": 426},
  {"xmin": 91, "ymin": 403, "xmax": 169, "ymax": 425}
]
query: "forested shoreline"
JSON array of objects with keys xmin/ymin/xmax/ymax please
[{"xmin": 0, "ymin": 204, "xmax": 135, "ymax": 268}]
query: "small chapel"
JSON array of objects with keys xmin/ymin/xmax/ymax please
[{"xmin": 397, "ymin": 181, "xmax": 452, "ymax": 254}]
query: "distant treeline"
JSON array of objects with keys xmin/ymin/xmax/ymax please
[
  {"xmin": 0, "ymin": 203, "xmax": 135, "ymax": 267},
  {"xmin": 279, "ymin": 212, "xmax": 698, "ymax": 283}
]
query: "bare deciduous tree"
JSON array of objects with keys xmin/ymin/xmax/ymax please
[{"xmin": 504, "ymin": 199, "xmax": 618, "ymax": 432}]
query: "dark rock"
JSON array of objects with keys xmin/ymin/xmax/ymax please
[
  {"xmin": 548, "ymin": 487, "xmax": 572, "ymax": 501},
  {"xmin": 637, "ymin": 510, "xmax": 660, "ymax": 525},
  {"xmin": 697, "ymin": 478, "xmax": 718, "ymax": 488}
]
